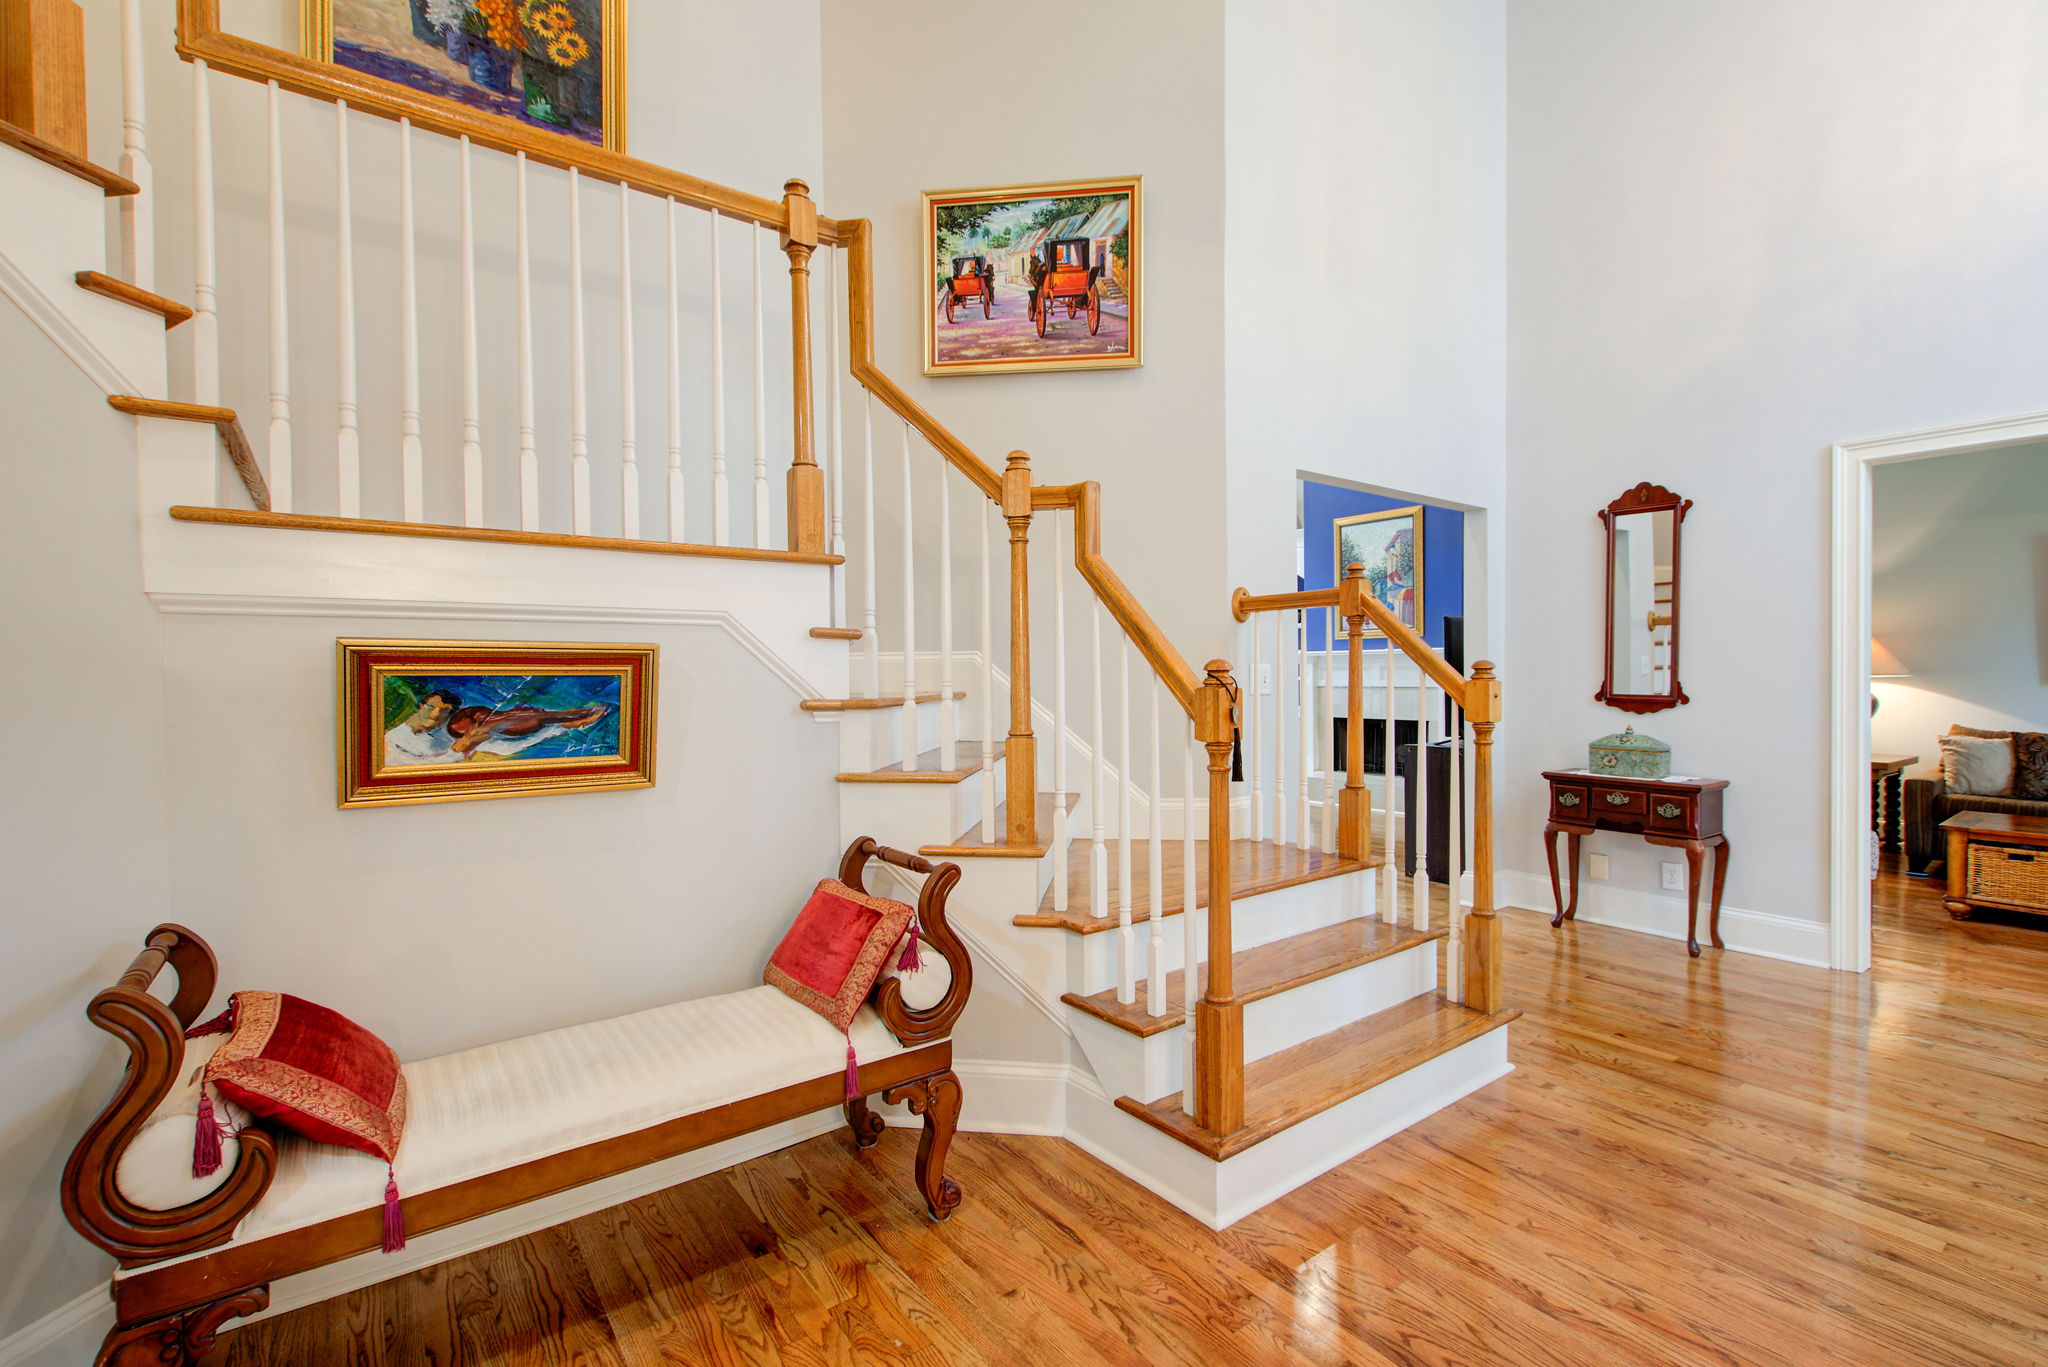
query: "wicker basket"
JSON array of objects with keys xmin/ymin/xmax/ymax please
[{"xmin": 1966, "ymin": 843, "xmax": 2048, "ymax": 911}]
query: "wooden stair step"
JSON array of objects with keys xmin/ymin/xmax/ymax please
[
  {"xmin": 1015, "ymin": 838, "xmax": 1377, "ymax": 935},
  {"xmin": 921, "ymin": 793, "xmax": 1079, "ymax": 859},
  {"xmin": 0, "ymin": 119, "xmax": 138, "ymax": 195},
  {"xmin": 1114, "ymin": 995, "xmax": 1520, "ymax": 1160},
  {"xmin": 1061, "ymin": 918, "xmax": 1445, "ymax": 1037},
  {"xmin": 75, "ymin": 271, "xmax": 193, "ymax": 327},
  {"xmin": 808, "ymin": 626, "xmax": 863, "ymax": 640},
  {"xmin": 800, "ymin": 690, "xmax": 966, "ymax": 712},
  {"xmin": 837, "ymin": 743, "xmax": 1002, "ymax": 785}
]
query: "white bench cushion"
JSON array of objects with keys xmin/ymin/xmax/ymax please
[{"xmin": 117, "ymin": 985, "xmax": 909, "ymax": 1273}]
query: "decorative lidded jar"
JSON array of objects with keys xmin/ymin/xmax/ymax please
[{"xmin": 1588, "ymin": 726, "xmax": 1670, "ymax": 778}]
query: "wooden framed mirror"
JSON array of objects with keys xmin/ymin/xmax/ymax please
[{"xmin": 1596, "ymin": 482, "xmax": 1691, "ymax": 713}]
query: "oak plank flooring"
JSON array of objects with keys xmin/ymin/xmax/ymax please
[{"xmin": 222, "ymin": 850, "xmax": 2048, "ymax": 1366}]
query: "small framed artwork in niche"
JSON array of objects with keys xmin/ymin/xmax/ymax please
[
  {"xmin": 337, "ymin": 639, "xmax": 656, "ymax": 807},
  {"xmin": 1334, "ymin": 505, "xmax": 1423, "ymax": 637},
  {"xmin": 302, "ymin": 0, "xmax": 626, "ymax": 150},
  {"xmin": 1596, "ymin": 482, "xmax": 1690, "ymax": 714}
]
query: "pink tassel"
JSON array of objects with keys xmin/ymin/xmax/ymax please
[
  {"xmin": 844, "ymin": 1031, "xmax": 860, "ymax": 1102},
  {"xmin": 897, "ymin": 923, "xmax": 922, "ymax": 973},
  {"xmin": 192, "ymin": 1089, "xmax": 223, "ymax": 1178},
  {"xmin": 185, "ymin": 1001, "xmax": 236, "ymax": 1038},
  {"xmin": 382, "ymin": 1168, "xmax": 406, "ymax": 1253}
]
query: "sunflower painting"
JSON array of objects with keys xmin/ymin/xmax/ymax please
[{"xmin": 304, "ymin": 0, "xmax": 625, "ymax": 150}]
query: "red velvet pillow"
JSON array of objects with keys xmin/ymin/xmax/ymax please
[
  {"xmin": 192, "ymin": 991, "xmax": 410, "ymax": 1250},
  {"xmin": 765, "ymin": 879, "xmax": 914, "ymax": 1033}
]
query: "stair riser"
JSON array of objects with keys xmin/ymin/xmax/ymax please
[
  {"xmin": 832, "ymin": 702, "xmax": 994, "ymax": 771},
  {"xmin": 1073, "ymin": 937, "xmax": 1440, "ymax": 1104},
  {"xmin": 1067, "ymin": 870, "xmax": 1377, "ymax": 997},
  {"xmin": 835, "ymin": 764, "xmax": 1003, "ymax": 853}
]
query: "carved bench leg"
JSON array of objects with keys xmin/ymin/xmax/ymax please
[
  {"xmin": 845, "ymin": 1095, "xmax": 886, "ymax": 1150},
  {"xmin": 882, "ymin": 1069, "xmax": 962, "ymax": 1222},
  {"xmin": 99, "ymin": 1287, "xmax": 269, "ymax": 1367}
]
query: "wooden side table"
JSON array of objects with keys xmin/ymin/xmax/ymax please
[
  {"xmin": 1871, "ymin": 754, "xmax": 1918, "ymax": 852},
  {"xmin": 1543, "ymin": 769, "xmax": 1730, "ymax": 956}
]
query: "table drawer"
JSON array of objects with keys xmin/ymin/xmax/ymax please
[
  {"xmin": 1550, "ymin": 784, "xmax": 1590, "ymax": 819},
  {"xmin": 1590, "ymin": 785, "xmax": 1646, "ymax": 818},
  {"xmin": 1646, "ymin": 793, "xmax": 1695, "ymax": 832}
]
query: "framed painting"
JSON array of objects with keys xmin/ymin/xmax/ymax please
[
  {"xmin": 337, "ymin": 639, "xmax": 656, "ymax": 807},
  {"xmin": 922, "ymin": 176, "xmax": 1142, "ymax": 376},
  {"xmin": 1335, "ymin": 506, "xmax": 1424, "ymax": 638},
  {"xmin": 302, "ymin": 0, "xmax": 626, "ymax": 150}
]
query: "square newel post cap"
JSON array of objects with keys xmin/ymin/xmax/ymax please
[{"xmin": 780, "ymin": 178, "xmax": 817, "ymax": 250}]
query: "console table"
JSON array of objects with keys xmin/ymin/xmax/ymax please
[{"xmin": 1542, "ymin": 769, "xmax": 1730, "ymax": 956}]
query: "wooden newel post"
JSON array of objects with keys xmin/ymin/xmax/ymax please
[
  {"xmin": 779, "ymin": 178, "xmax": 824, "ymax": 555},
  {"xmin": 1002, "ymin": 451, "xmax": 1037, "ymax": 846},
  {"xmin": 1463, "ymin": 660, "xmax": 1502, "ymax": 1014},
  {"xmin": 1194, "ymin": 660, "xmax": 1244, "ymax": 1136},
  {"xmin": 1337, "ymin": 562, "xmax": 1371, "ymax": 861},
  {"xmin": 1, "ymin": 0, "xmax": 88, "ymax": 158}
]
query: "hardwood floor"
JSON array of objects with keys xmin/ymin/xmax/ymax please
[{"xmin": 222, "ymin": 855, "xmax": 2048, "ymax": 1366}]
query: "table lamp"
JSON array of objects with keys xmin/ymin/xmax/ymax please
[{"xmin": 1870, "ymin": 638, "xmax": 1910, "ymax": 714}]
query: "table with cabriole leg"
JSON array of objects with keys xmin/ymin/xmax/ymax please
[{"xmin": 1542, "ymin": 770, "xmax": 1730, "ymax": 956}]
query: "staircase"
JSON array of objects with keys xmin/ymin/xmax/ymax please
[{"xmin": 3, "ymin": 0, "xmax": 1514, "ymax": 1233}]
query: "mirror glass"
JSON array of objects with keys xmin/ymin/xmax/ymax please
[
  {"xmin": 1597, "ymin": 484, "xmax": 1688, "ymax": 712},
  {"xmin": 1609, "ymin": 509, "xmax": 1673, "ymax": 695}
]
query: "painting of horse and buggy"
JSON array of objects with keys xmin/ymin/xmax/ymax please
[{"xmin": 922, "ymin": 177, "xmax": 1142, "ymax": 376}]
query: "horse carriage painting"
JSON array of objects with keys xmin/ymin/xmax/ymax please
[{"xmin": 922, "ymin": 177, "xmax": 1142, "ymax": 376}]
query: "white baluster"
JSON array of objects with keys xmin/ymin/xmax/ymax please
[
  {"xmin": 1090, "ymin": 597, "xmax": 1108, "ymax": 920},
  {"xmin": 263, "ymin": 82, "xmax": 292, "ymax": 513},
  {"xmin": 117, "ymin": 0, "xmax": 152, "ymax": 288},
  {"xmin": 938, "ymin": 466, "xmax": 956, "ymax": 770},
  {"xmin": 617, "ymin": 182, "xmax": 638, "ymax": 539},
  {"xmin": 709, "ymin": 213, "xmax": 729, "ymax": 546},
  {"xmin": 1447, "ymin": 701, "xmax": 1466, "ymax": 1003},
  {"xmin": 1183, "ymin": 719, "xmax": 1199, "ymax": 1085},
  {"xmin": 334, "ymin": 102, "xmax": 358, "ymax": 518},
  {"xmin": 862, "ymin": 390, "xmax": 880, "ymax": 700},
  {"xmin": 1297, "ymin": 612, "xmax": 1311, "ymax": 850},
  {"xmin": 979, "ymin": 495, "xmax": 996, "ymax": 820},
  {"xmin": 1413, "ymin": 680, "xmax": 1432, "ymax": 931},
  {"xmin": 1147, "ymin": 677, "xmax": 1165, "ymax": 1016},
  {"xmin": 1247, "ymin": 617, "xmax": 1262, "ymax": 841},
  {"xmin": 568, "ymin": 168, "xmax": 590, "ymax": 535},
  {"xmin": 1384, "ymin": 643, "xmax": 1399, "ymax": 919},
  {"xmin": 751, "ymin": 228, "xmax": 769, "ymax": 547},
  {"xmin": 1051, "ymin": 512, "xmax": 1070, "ymax": 913},
  {"xmin": 826, "ymin": 247, "xmax": 847, "ymax": 621},
  {"xmin": 189, "ymin": 61, "xmax": 219, "ymax": 407},
  {"xmin": 1117, "ymin": 636, "xmax": 1134, "ymax": 1006},
  {"xmin": 664, "ymin": 198, "xmax": 683, "ymax": 540},
  {"xmin": 397, "ymin": 119, "xmax": 421, "ymax": 522},
  {"xmin": 1323, "ymin": 610, "xmax": 1338, "ymax": 853},
  {"xmin": 1272, "ymin": 610, "xmax": 1285, "ymax": 845},
  {"xmin": 515, "ymin": 154, "xmax": 537, "ymax": 530},
  {"xmin": 899, "ymin": 422, "xmax": 918, "ymax": 771},
  {"xmin": 458, "ymin": 137, "xmax": 482, "ymax": 527}
]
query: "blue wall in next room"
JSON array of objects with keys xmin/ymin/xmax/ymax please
[{"xmin": 1302, "ymin": 479, "xmax": 1465, "ymax": 650}]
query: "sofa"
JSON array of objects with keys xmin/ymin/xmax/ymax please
[{"xmin": 1903, "ymin": 726, "xmax": 2048, "ymax": 873}]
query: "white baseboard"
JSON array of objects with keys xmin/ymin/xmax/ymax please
[
  {"xmin": 1499, "ymin": 871, "xmax": 1830, "ymax": 968},
  {"xmin": 0, "ymin": 1286, "xmax": 107, "ymax": 1367}
]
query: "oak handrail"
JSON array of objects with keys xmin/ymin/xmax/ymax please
[
  {"xmin": 1040, "ymin": 481, "xmax": 1201, "ymax": 715},
  {"xmin": 1233, "ymin": 579, "xmax": 1477, "ymax": 714}
]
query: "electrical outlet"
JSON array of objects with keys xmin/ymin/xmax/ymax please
[
  {"xmin": 1588, "ymin": 853, "xmax": 1610, "ymax": 881},
  {"xmin": 1660, "ymin": 861, "xmax": 1685, "ymax": 891},
  {"xmin": 1257, "ymin": 663, "xmax": 1273, "ymax": 694}
]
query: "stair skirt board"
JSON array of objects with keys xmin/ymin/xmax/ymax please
[{"xmin": 1067, "ymin": 933, "xmax": 1436, "ymax": 1105}]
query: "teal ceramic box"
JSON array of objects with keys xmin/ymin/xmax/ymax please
[{"xmin": 1588, "ymin": 727, "xmax": 1670, "ymax": 778}]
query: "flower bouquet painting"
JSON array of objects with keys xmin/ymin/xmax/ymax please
[{"xmin": 304, "ymin": 0, "xmax": 624, "ymax": 149}]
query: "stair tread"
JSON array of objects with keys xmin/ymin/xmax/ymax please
[
  {"xmin": 75, "ymin": 271, "xmax": 194, "ymax": 327},
  {"xmin": 837, "ymin": 743, "xmax": 1004, "ymax": 784},
  {"xmin": 809, "ymin": 626, "xmax": 863, "ymax": 640},
  {"xmin": 921, "ymin": 793, "xmax": 1079, "ymax": 858},
  {"xmin": 0, "ymin": 119, "xmax": 139, "ymax": 195},
  {"xmin": 800, "ymin": 690, "xmax": 966, "ymax": 712},
  {"xmin": 1115, "ymin": 995, "xmax": 1520, "ymax": 1159},
  {"xmin": 1061, "ymin": 917, "xmax": 1445, "ymax": 1037},
  {"xmin": 1018, "ymin": 838, "xmax": 1379, "ymax": 934}
]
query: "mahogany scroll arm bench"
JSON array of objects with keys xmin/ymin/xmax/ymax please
[{"xmin": 61, "ymin": 837, "xmax": 971, "ymax": 1367}]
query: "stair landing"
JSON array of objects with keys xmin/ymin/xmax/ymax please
[
  {"xmin": 1115, "ymin": 994, "xmax": 1519, "ymax": 1160},
  {"xmin": 1018, "ymin": 838, "xmax": 1377, "ymax": 933}
]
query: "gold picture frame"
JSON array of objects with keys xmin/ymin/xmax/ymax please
[
  {"xmin": 337, "ymin": 639, "xmax": 656, "ymax": 808},
  {"xmin": 922, "ymin": 175, "xmax": 1143, "ymax": 377},
  {"xmin": 1334, "ymin": 506, "xmax": 1425, "ymax": 640},
  {"xmin": 302, "ymin": 0, "xmax": 627, "ymax": 153}
]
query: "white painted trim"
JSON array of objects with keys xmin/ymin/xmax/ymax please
[
  {"xmin": 146, "ymin": 593, "xmax": 824, "ymax": 700},
  {"xmin": 1827, "ymin": 410, "xmax": 2048, "ymax": 973},
  {"xmin": 870, "ymin": 863, "xmax": 1075, "ymax": 1039},
  {"xmin": 0, "ymin": 1287, "xmax": 107, "ymax": 1367},
  {"xmin": 1500, "ymin": 872, "xmax": 1829, "ymax": 968},
  {"xmin": 0, "ymin": 241, "xmax": 136, "ymax": 397}
]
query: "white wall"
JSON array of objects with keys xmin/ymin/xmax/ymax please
[
  {"xmin": 1871, "ymin": 441, "xmax": 2048, "ymax": 764},
  {"xmin": 1502, "ymin": 0, "xmax": 2048, "ymax": 935},
  {"xmin": 1223, "ymin": 0, "xmax": 1507, "ymax": 658}
]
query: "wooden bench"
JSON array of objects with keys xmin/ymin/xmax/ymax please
[{"xmin": 61, "ymin": 838, "xmax": 971, "ymax": 1367}]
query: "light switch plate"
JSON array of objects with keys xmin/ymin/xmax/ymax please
[
  {"xmin": 1660, "ymin": 861, "xmax": 1685, "ymax": 891},
  {"xmin": 1588, "ymin": 853, "xmax": 1610, "ymax": 880}
]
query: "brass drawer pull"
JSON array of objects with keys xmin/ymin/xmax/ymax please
[
  {"xmin": 1557, "ymin": 792, "xmax": 1581, "ymax": 807},
  {"xmin": 1605, "ymin": 792, "xmax": 1630, "ymax": 806},
  {"xmin": 1656, "ymin": 802, "xmax": 1682, "ymax": 818}
]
